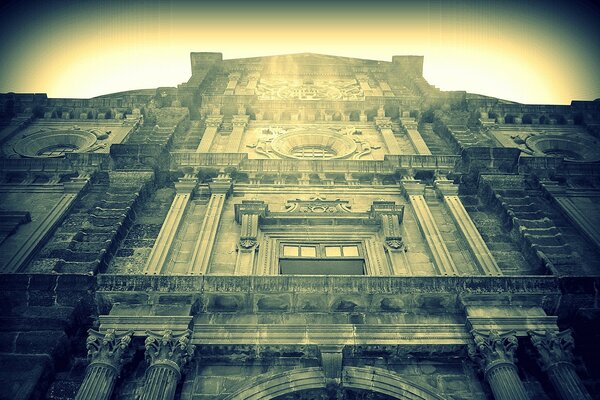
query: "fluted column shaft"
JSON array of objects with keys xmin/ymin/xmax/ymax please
[
  {"xmin": 546, "ymin": 361, "xmax": 592, "ymax": 400},
  {"xmin": 469, "ymin": 330, "xmax": 530, "ymax": 400},
  {"xmin": 485, "ymin": 361, "xmax": 529, "ymax": 400},
  {"xmin": 76, "ymin": 363, "xmax": 119, "ymax": 400},
  {"xmin": 529, "ymin": 329, "xmax": 592, "ymax": 400},
  {"xmin": 140, "ymin": 330, "xmax": 195, "ymax": 400},
  {"xmin": 75, "ymin": 329, "xmax": 133, "ymax": 400},
  {"xmin": 139, "ymin": 362, "xmax": 180, "ymax": 400}
]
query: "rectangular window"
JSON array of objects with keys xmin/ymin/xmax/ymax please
[{"xmin": 279, "ymin": 242, "xmax": 365, "ymax": 275}]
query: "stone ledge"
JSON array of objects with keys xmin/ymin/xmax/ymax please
[
  {"xmin": 191, "ymin": 323, "xmax": 470, "ymax": 346},
  {"xmin": 97, "ymin": 274, "xmax": 560, "ymax": 294}
]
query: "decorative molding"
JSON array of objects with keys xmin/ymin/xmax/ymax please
[
  {"xmin": 468, "ymin": 330, "xmax": 518, "ymax": 375},
  {"xmin": 86, "ymin": 329, "xmax": 134, "ymax": 372},
  {"xmin": 144, "ymin": 329, "xmax": 195, "ymax": 373},
  {"xmin": 529, "ymin": 329, "xmax": 574, "ymax": 370}
]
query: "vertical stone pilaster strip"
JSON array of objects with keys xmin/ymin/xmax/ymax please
[
  {"xmin": 75, "ymin": 329, "xmax": 133, "ymax": 400},
  {"xmin": 468, "ymin": 330, "xmax": 529, "ymax": 400},
  {"xmin": 402, "ymin": 179, "xmax": 459, "ymax": 275},
  {"xmin": 370, "ymin": 200, "xmax": 408, "ymax": 274},
  {"xmin": 375, "ymin": 117, "xmax": 402, "ymax": 155},
  {"xmin": 144, "ymin": 175, "xmax": 197, "ymax": 274},
  {"xmin": 541, "ymin": 181, "xmax": 600, "ymax": 251},
  {"xmin": 188, "ymin": 174, "xmax": 232, "ymax": 274},
  {"xmin": 434, "ymin": 178, "xmax": 502, "ymax": 275},
  {"xmin": 196, "ymin": 115, "xmax": 223, "ymax": 153},
  {"xmin": 2, "ymin": 174, "xmax": 90, "ymax": 273},
  {"xmin": 400, "ymin": 117, "xmax": 432, "ymax": 155},
  {"xmin": 140, "ymin": 330, "xmax": 195, "ymax": 400},
  {"xmin": 234, "ymin": 200, "xmax": 267, "ymax": 275},
  {"xmin": 229, "ymin": 114, "xmax": 249, "ymax": 152},
  {"xmin": 529, "ymin": 330, "xmax": 592, "ymax": 400}
]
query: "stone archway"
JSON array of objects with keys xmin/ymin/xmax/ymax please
[{"xmin": 223, "ymin": 366, "xmax": 448, "ymax": 400}]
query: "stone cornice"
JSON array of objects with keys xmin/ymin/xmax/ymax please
[
  {"xmin": 97, "ymin": 275, "xmax": 559, "ymax": 295},
  {"xmin": 169, "ymin": 153, "xmax": 461, "ymax": 174}
]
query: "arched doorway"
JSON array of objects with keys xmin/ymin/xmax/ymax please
[{"xmin": 223, "ymin": 367, "xmax": 448, "ymax": 400}]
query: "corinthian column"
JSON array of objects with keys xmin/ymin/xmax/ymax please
[
  {"xmin": 140, "ymin": 330, "xmax": 195, "ymax": 400},
  {"xmin": 75, "ymin": 329, "xmax": 134, "ymax": 400},
  {"xmin": 468, "ymin": 330, "xmax": 529, "ymax": 400},
  {"xmin": 529, "ymin": 330, "xmax": 592, "ymax": 400}
]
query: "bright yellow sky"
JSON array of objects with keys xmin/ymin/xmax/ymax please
[{"xmin": 1, "ymin": 1, "xmax": 599, "ymax": 104}]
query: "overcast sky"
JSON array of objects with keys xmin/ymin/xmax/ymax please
[{"xmin": 0, "ymin": 0, "xmax": 599, "ymax": 104}]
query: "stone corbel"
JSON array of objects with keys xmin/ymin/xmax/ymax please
[
  {"xmin": 319, "ymin": 345, "xmax": 344, "ymax": 382},
  {"xmin": 370, "ymin": 200, "xmax": 405, "ymax": 250},
  {"xmin": 235, "ymin": 200, "xmax": 268, "ymax": 249}
]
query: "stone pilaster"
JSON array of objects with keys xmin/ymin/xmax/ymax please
[
  {"xmin": 140, "ymin": 330, "xmax": 195, "ymax": 400},
  {"xmin": 399, "ymin": 117, "xmax": 432, "ymax": 155},
  {"xmin": 434, "ymin": 178, "xmax": 501, "ymax": 275},
  {"xmin": 375, "ymin": 117, "xmax": 402, "ymax": 155},
  {"xmin": 401, "ymin": 179, "xmax": 458, "ymax": 275},
  {"xmin": 370, "ymin": 200, "xmax": 409, "ymax": 274},
  {"xmin": 234, "ymin": 200, "xmax": 268, "ymax": 274},
  {"xmin": 2, "ymin": 174, "xmax": 90, "ymax": 273},
  {"xmin": 529, "ymin": 330, "xmax": 592, "ymax": 400},
  {"xmin": 196, "ymin": 115, "xmax": 223, "ymax": 153},
  {"xmin": 144, "ymin": 174, "xmax": 197, "ymax": 275},
  {"xmin": 75, "ymin": 329, "xmax": 133, "ymax": 400},
  {"xmin": 188, "ymin": 174, "xmax": 232, "ymax": 274},
  {"xmin": 229, "ymin": 114, "xmax": 250, "ymax": 152},
  {"xmin": 468, "ymin": 330, "xmax": 529, "ymax": 400}
]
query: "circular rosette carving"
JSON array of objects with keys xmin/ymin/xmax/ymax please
[
  {"xmin": 270, "ymin": 130, "xmax": 357, "ymax": 160},
  {"xmin": 14, "ymin": 130, "xmax": 98, "ymax": 158},
  {"xmin": 525, "ymin": 134, "xmax": 600, "ymax": 162}
]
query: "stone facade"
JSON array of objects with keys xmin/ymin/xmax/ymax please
[{"xmin": 0, "ymin": 52, "xmax": 599, "ymax": 400}]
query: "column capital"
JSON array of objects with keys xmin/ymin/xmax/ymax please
[
  {"xmin": 204, "ymin": 115, "xmax": 223, "ymax": 127},
  {"xmin": 374, "ymin": 117, "xmax": 392, "ymax": 130},
  {"xmin": 529, "ymin": 329, "xmax": 575, "ymax": 370},
  {"xmin": 433, "ymin": 178, "xmax": 459, "ymax": 196},
  {"xmin": 63, "ymin": 173, "xmax": 91, "ymax": 193},
  {"xmin": 468, "ymin": 330, "xmax": 519, "ymax": 375},
  {"xmin": 400, "ymin": 179, "xmax": 425, "ymax": 196},
  {"xmin": 86, "ymin": 329, "xmax": 134, "ymax": 373},
  {"xmin": 234, "ymin": 200, "xmax": 268, "ymax": 222},
  {"xmin": 145, "ymin": 329, "xmax": 195, "ymax": 375},
  {"xmin": 174, "ymin": 174, "xmax": 197, "ymax": 194},
  {"xmin": 232, "ymin": 115, "xmax": 250, "ymax": 127},
  {"xmin": 208, "ymin": 174, "xmax": 233, "ymax": 194}
]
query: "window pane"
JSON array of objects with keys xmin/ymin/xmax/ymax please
[
  {"xmin": 300, "ymin": 246, "xmax": 317, "ymax": 257},
  {"xmin": 283, "ymin": 246, "xmax": 298, "ymax": 257},
  {"xmin": 324, "ymin": 246, "xmax": 342, "ymax": 257},
  {"xmin": 343, "ymin": 246, "xmax": 359, "ymax": 257}
]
